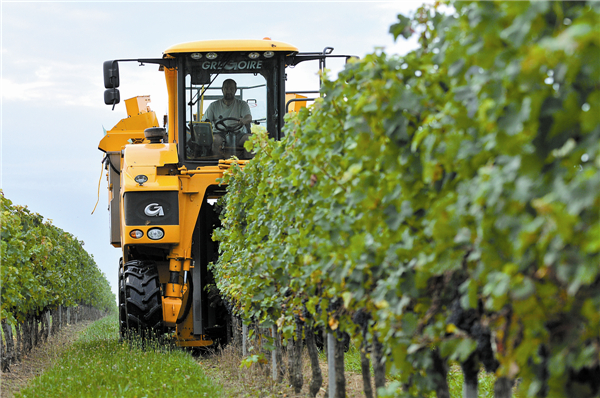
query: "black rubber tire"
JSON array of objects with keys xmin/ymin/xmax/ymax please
[
  {"xmin": 118, "ymin": 259, "xmax": 126, "ymax": 337},
  {"xmin": 121, "ymin": 260, "xmax": 163, "ymax": 340}
]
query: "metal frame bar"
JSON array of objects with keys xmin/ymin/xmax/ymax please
[{"xmin": 286, "ymin": 97, "xmax": 317, "ymax": 113}]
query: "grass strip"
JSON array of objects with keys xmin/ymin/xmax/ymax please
[{"xmin": 15, "ymin": 315, "xmax": 223, "ymax": 398}]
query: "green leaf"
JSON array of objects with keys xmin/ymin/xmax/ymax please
[{"xmin": 389, "ymin": 14, "xmax": 413, "ymax": 40}]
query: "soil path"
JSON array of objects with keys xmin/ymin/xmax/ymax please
[
  {"xmin": 200, "ymin": 345, "xmax": 368, "ymax": 398},
  {"xmin": 0, "ymin": 321, "xmax": 92, "ymax": 398}
]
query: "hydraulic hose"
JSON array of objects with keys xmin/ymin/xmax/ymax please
[{"xmin": 176, "ymin": 273, "xmax": 193, "ymax": 324}]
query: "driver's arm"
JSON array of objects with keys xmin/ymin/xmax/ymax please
[
  {"xmin": 239, "ymin": 113, "xmax": 252, "ymax": 126},
  {"xmin": 238, "ymin": 101, "xmax": 252, "ymax": 127},
  {"xmin": 202, "ymin": 102, "xmax": 215, "ymax": 124}
]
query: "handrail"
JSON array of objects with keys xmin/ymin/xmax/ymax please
[{"xmin": 286, "ymin": 97, "xmax": 317, "ymax": 113}]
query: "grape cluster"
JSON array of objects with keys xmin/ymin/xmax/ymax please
[
  {"xmin": 294, "ymin": 313, "xmax": 305, "ymax": 325},
  {"xmin": 352, "ymin": 308, "xmax": 371, "ymax": 332},
  {"xmin": 447, "ymin": 300, "xmax": 498, "ymax": 372},
  {"xmin": 568, "ymin": 364, "xmax": 600, "ymax": 397},
  {"xmin": 327, "ymin": 298, "xmax": 342, "ymax": 313}
]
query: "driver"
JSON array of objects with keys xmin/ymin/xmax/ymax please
[{"xmin": 202, "ymin": 79, "xmax": 252, "ymax": 157}]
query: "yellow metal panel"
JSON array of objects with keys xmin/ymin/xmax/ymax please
[
  {"xmin": 98, "ymin": 131, "xmax": 145, "ymax": 153},
  {"xmin": 125, "ymin": 96, "xmax": 151, "ymax": 116},
  {"xmin": 98, "ymin": 97, "xmax": 159, "ymax": 153},
  {"xmin": 175, "ymin": 306, "xmax": 214, "ymax": 347},
  {"xmin": 162, "ymin": 297, "xmax": 183, "ymax": 326},
  {"xmin": 122, "ymin": 169, "xmax": 180, "ymax": 192},
  {"xmin": 166, "ymin": 172, "xmax": 225, "ymax": 261},
  {"xmin": 176, "ymin": 338, "xmax": 213, "ymax": 348},
  {"xmin": 164, "ymin": 39, "xmax": 298, "ymax": 55},
  {"xmin": 285, "ymin": 93, "xmax": 308, "ymax": 113},
  {"xmin": 109, "ymin": 111, "xmax": 158, "ymax": 132},
  {"xmin": 164, "ymin": 67, "xmax": 178, "ymax": 143},
  {"xmin": 122, "ymin": 143, "xmax": 179, "ymax": 167}
]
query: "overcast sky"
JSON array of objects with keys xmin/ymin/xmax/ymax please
[{"xmin": 1, "ymin": 1, "xmax": 424, "ymax": 301}]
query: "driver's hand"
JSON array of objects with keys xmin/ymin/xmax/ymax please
[{"xmin": 237, "ymin": 118, "xmax": 244, "ymax": 126}]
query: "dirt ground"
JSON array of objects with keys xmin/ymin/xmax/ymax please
[
  {"xmin": 0, "ymin": 322, "xmax": 92, "ymax": 398},
  {"xmin": 200, "ymin": 344, "xmax": 370, "ymax": 398}
]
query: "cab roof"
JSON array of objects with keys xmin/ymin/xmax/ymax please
[{"xmin": 164, "ymin": 39, "xmax": 299, "ymax": 55}]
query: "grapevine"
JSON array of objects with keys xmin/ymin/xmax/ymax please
[
  {"xmin": 1, "ymin": 191, "xmax": 115, "ymax": 370},
  {"xmin": 212, "ymin": 2, "xmax": 599, "ymax": 396}
]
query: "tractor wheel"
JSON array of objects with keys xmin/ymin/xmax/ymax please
[
  {"xmin": 122, "ymin": 260, "xmax": 163, "ymax": 340},
  {"xmin": 118, "ymin": 259, "xmax": 126, "ymax": 337}
]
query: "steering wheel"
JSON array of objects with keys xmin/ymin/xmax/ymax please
[{"xmin": 214, "ymin": 117, "xmax": 244, "ymax": 133}]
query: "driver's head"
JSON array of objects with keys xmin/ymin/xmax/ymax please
[{"xmin": 222, "ymin": 79, "xmax": 237, "ymax": 101}]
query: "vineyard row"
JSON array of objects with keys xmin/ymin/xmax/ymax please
[
  {"xmin": 1, "ymin": 191, "xmax": 116, "ymax": 371},
  {"xmin": 212, "ymin": 2, "xmax": 600, "ymax": 397}
]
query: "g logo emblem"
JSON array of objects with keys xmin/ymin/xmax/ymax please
[{"xmin": 144, "ymin": 203, "xmax": 164, "ymax": 217}]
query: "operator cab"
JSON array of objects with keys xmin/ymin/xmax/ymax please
[
  {"xmin": 167, "ymin": 41, "xmax": 294, "ymax": 167},
  {"xmin": 183, "ymin": 54, "xmax": 272, "ymax": 161},
  {"xmin": 103, "ymin": 39, "xmax": 357, "ymax": 168}
]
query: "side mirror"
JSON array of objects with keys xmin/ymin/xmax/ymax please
[
  {"xmin": 104, "ymin": 88, "xmax": 120, "ymax": 106},
  {"xmin": 103, "ymin": 60, "xmax": 120, "ymax": 108},
  {"xmin": 103, "ymin": 60, "xmax": 120, "ymax": 88}
]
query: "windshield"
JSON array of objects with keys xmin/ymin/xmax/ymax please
[{"xmin": 183, "ymin": 55, "xmax": 272, "ymax": 161}]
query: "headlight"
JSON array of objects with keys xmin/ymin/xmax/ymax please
[
  {"xmin": 263, "ymin": 51, "xmax": 274, "ymax": 58},
  {"xmin": 130, "ymin": 230, "xmax": 143, "ymax": 239},
  {"xmin": 248, "ymin": 52, "xmax": 260, "ymax": 59},
  {"xmin": 147, "ymin": 228, "xmax": 165, "ymax": 240},
  {"xmin": 134, "ymin": 175, "xmax": 148, "ymax": 185},
  {"xmin": 206, "ymin": 53, "xmax": 218, "ymax": 60},
  {"xmin": 191, "ymin": 53, "xmax": 202, "ymax": 60}
]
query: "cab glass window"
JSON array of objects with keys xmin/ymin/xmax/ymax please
[{"xmin": 183, "ymin": 54, "xmax": 271, "ymax": 161}]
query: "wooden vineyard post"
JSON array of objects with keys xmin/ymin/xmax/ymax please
[
  {"xmin": 333, "ymin": 331, "xmax": 346, "ymax": 398},
  {"xmin": 327, "ymin": 332, "xmax": 336, "ymax": 398},
  {"xmin": 50, "ymin": 308, "xmax": 57, "ymax": 335},
  {"xmin": 353, "ymin": 309, "xmax": 374, "ymax": 398},
  {"xmin": 275, "ymin": 325, "xmax": 285, "ymax": 382},
  {"xmin": 271, "ymin": 325, "xmax": 277, "ymax": 381},
  {"xmin": 326, "ymin": 331, "xmax": 347, "ymax": 398},
  {"xmin": 15, "ymin": 322, "xmax": 23, "ymax": 361},
  {"xmin": 32, "ymin": 315, "xmax": 39, "ymax": 348},
  {"xmin": 461, "ymin": 355, "xmax": 478, "ymax": 398},
  {"xmin": 23, "ymin": 317, "xmax": 31, "ymax": 353},
  {"xmin": 44, "ymin": 311, "xmax": 50, "ymax": 341},
  {"xmin": 494, "ymin": 377, "xmax": 513, "ymax": 398},
  {"xmin": 242, "ymin": 323, "xmax": 248, "ymax": 356},
  {"xmin": 231, "ymin": 316, "xmax": 241, "ymax": 349},
  {"xmin": 292, "ymin": 319, "xmax": 304, "ymax": 393}
]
